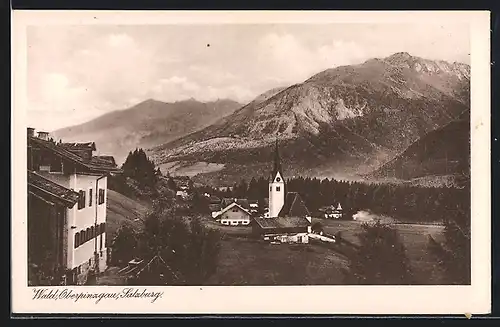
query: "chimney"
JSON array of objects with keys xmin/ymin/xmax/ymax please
[
  {"xmin": 37, "ymin": 131, "xmax": 49, "ymax": 141},
  {"xmin": 27, "ymin": 127, "xmax": 35, "ymax": 137}
]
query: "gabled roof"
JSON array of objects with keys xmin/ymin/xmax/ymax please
[
  {"xmin": 214, "ymin": 202, "xmax": 251, "ymax": 218},
  {"xmin": 28, "ymin": 170, "xmax": 79, "ymax": 208},
  {"xmin": 221, "ymin": 198, "xmax": 250, "ymax": 209},
  {"xmin": 60, "ymin": 142, "xmax": 96, "ymax": 151},
  {"xmin": 92, "ymin": 156, "xmax": 116, "ymax": 166},
  {"xmin": 278, "ymin": 192, "xmax": 310, "ymax": 217},
  {"xmin": 29, "ymin": 136, "xmax": 122, "ymax": 174},
  {"xmin": 254, "ymin": 216, "xmax": 311, "ymax": 230}
]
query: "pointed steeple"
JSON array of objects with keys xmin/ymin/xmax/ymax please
[{"xmin": 271, "ymin": 137, "xmax": 283, "ymax": 179}]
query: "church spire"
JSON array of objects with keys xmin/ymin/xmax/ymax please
[{"xmin": 271, "ymin": 137, "xmax": 283, "ymax": 179}]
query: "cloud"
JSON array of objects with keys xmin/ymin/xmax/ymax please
[
  {"xmin": 27, "ymin": 24, "xmax": 470, "ymax": 131},
  {"xmin": 257, "ymin": 33, "xmax": 368, "ymax": 83}
]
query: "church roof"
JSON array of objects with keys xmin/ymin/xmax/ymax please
[
  {"xmin": 278, "ymin": 192, "xmax": 311, "ymax": 217},
  {"xmin": 254, "ymin": 216, "xmax": 310, "ymax": 230}
]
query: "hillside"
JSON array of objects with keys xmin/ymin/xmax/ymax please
[
  {"xmin": 366, "ymin": 117, "xmax": 470, "ymax": 187},
  {"xmin": 148, "ymin": 52, "xmax": 470, "ymax": 186},
  {"xmin": 52, "ymin": 98, "xmax": 242, "ymax": 165},
  {"xmin": 106, "ymin": 189, "xmax": 152, "ymax": 245}
]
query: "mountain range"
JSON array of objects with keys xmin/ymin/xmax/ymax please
[
  {"xmin": 52, "ymin": 52, "xmax": 470, "ymax": 187},
  {"xmin": 147, "ymin": 52, "xmax": 470, "ymax": 186},
  {"xmin": 52, "ymin": 98, "xmax": 242, "ymax": 164}
]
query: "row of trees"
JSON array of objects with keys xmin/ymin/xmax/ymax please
[{"xmin": 222, "ymin": 176, "xmax": 470, "ymax": 225}]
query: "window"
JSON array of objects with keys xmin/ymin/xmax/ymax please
[
  {"xmin": 89, "ymin": 258, "xmax": 92, "ymax": 266},
  {"xmin": 276, "ymin": 186, "xmax": 280, "ymax": 192},
  {"xmin": 100, "ymin": 234, "xmax": 103, "ymax": 249},
  {"xmin": 77, "ymin": 190, "xmax": 86, "ymax": 210},
  {"xmin": 98, "ymin": 189, "xmax": 105, "ymax": 205},
  {"xmin": 89, "ymin": 188, "xmax": 93, "ymax": 207},
  {"xmin": 49, "ymin": 156, "xmax": 63, "ymax": 173},
  {"xmin": 232, "ymin": 208, "xmax": 238, "ymax": 212},
  {"xmin": 270, "ymin": 186, "xmax": 272, "ymax": 192},
  {"xmin": 74, "ymin": 232, "xmax": 80, "ymax": 248}
]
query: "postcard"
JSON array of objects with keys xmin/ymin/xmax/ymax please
[{"xmin": 11, "ymin": 10, "xmax": 491, "ymax": 315}]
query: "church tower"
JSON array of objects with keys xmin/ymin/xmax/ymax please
[{"xmin": 268, "ymin": 139, "xmax": 285, "ymax": 218}]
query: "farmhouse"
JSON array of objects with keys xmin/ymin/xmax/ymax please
[
  {"xmin": 212, "ymin": 202, "xmax": 252, "ymax": 226},
  {"xmin": 322, "ymin": 203, "xmax": 343, "ymax": 219},
  {"xmin": 27, "ymin": 128, "xmax": 121, "ymax": 285},
  {"xmin": 252, "ymin": 140, "xmax": 312, "ymax": 243}
]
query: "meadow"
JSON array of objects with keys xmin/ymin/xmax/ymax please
[{"xmin": 203, "ymin": 217, "xmax": 446, "ymax": 285}]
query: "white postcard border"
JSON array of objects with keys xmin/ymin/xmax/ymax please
[{"xmin": 11, "ymin": 10, "xmax": 491, "ymax": 315}]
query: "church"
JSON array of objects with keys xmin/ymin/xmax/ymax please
[{"xmin": 252, "ymin": 140, "xmax": 312, "ymax": 244}]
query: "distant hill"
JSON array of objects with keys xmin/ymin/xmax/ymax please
[
  {"xmin": 106, "ymin": 189, "xmax": 152, "ymax": 245},
  {"xmin": 52, "ymin": 98, "xmax": 242, "ymax": 165},
  {"xmin": 148, "ymin": 52, "xmax": 470, "ymax": 186},
  {"xmin": 366, "ymin": 116, "xmax": 470, "ymax": 187}
]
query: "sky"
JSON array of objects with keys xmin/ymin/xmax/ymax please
[{"xmin": 27, "ymin": 23, "xmax": 470, "ymax": 131}]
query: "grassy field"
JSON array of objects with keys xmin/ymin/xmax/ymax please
[
  {"xmin": 313, "ymin": 218, "xmax": 446, "ymax": 284},
  {"xmin": 202, "ymin": 215, "xmax": 446, "ymax": 285},
  {"xmin": 206, "ymin": 236, "xmax": 349, "ymax": 285},
  {"xmin": 106, "ymin": 190, "xmax": 152, "ymax": 244}
]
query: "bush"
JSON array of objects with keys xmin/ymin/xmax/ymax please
[{"xmin": 343, "ymin": 221, "xmax": 413, "ymax": 284}]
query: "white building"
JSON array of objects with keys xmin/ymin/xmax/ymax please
[
  {"xmin": 27, "ymin": 128, "xmax": 121, "ymax": 285},
  {"xmin": 212, "ymin": 202, "xmax": 252, "ymax": 226}
]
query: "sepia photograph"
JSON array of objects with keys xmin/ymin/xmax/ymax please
[{"xmin": 12, "ymin": 10, "xmax": 490, "ymax": 314}]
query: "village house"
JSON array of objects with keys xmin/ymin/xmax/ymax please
[
  {"xmin": 212, "ymin": 202, "xmax": 252, "ymax": 226},
  {"xmin": 211, "ymin": 198, "xmax": 253, "ymax": 225},
  {"xmin": 321, "ymin": 203, "xmax": 343, "ymax": 219},
  {"xmin": 27, "ymin": 128, "xmax": 121, "ymax": 285},
  {"xmin": 252, "ymin": 140, "xmax": 312, "ymax": 244}
]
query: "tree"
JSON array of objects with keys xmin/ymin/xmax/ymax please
[
  {"xmin": 344, "ymin": 221, "xmax": 413, "ymax": 284},
  {"xmin": 110, "ymin": 225, "xmax": 139, "ymax": 266},
  {"xmin": 428, "ymin": 216, "xmax": 470, "ymax": 284},
  {"xmin": 136, "ymin": 205, "xmax": 222, "ymax": 285}
]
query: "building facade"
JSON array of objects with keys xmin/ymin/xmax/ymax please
[
  {"xmin": 27, "ymin": 128, "xmax": 121, "ymax": 285},
  {"xmin": 213, "ymin": 202, "xmax": 252, "ymax": 226}
]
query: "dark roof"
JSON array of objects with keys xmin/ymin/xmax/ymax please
[
  {"xmin": 278, "ymin": 192, "xmax": 310, "ymax": 217},
  {"xmin": 221, "ymin": 198, "xmax": 250, "ymax": 209},
  {"xmin": 29, "ymin": 136, "xmax": 122, "ymax": 173},
  {"xmin": 60, "ymin": 142, "xmax": 96, "ymax": 151},
  {"xmin": 208, "ymin": 195, "xmax": 221, "ymax": 204},
  {"xmin": 254, "ymin": 216, "xmax": 311, "ymax": 230},
  {"xmin": 209, "ymin": 204, "xmax": 221, "ymax": 212},
  {"xmin": 91, "ymin": 156, "xmax": 117, "ymax": 166},
  {"xmin": 28, "ymin": 170, "xmax": 79, "ymax": 207}
]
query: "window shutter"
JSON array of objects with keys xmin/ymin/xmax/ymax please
[
  {"xmin": 89, "ymin": 189, "xmax": 93, "ymax": 207},
  {"xmin": 74, "ymin": 233, "xmax": 79, "ymax": 248}
]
